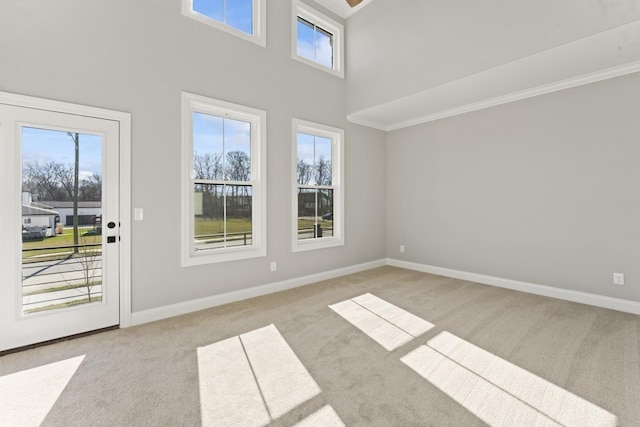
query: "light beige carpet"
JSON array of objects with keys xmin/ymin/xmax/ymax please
[{"xmin": 1, "ymin": 266, "xmax": 639, "ymax": 426}]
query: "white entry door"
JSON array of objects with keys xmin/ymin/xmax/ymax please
[{"xmin": 0, "ymin": 103, "xmax": 121, "ymax": 352}]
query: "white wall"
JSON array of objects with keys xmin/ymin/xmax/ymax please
[
  {"xmin": 346, "ymin": 0, "xmax": 640, "ymax": 113},
  {"xmin": 0, "ymin": 0, "xmax": 387, "ymax": 312},
  {"xmin": 387, "ymin": 72, "xmax": 640, "ymax": 302}
]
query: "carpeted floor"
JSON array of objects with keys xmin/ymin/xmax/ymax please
[{"xmin": 1, "ymin": 266, "xmax": 639, "ymax": 426}]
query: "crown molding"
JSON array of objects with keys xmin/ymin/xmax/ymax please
[
  {"xmin": 384, "ymin": 60, "xmax": 640, "ymax": 131},
  {"xmin": 347, "ymin": 20, "xmax": 640, "ymax": 132}
]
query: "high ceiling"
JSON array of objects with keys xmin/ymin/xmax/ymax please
[{"xmin": 313, "ymin": 0, "xmax": 373, "ymax": 18}]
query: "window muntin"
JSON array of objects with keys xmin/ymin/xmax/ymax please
[
  {"xmin": 182, "ymin": 93, "xmax": 266, "ymax": 265},
  {"xmin": 293, "ymin": 120, "xmax": 344, "ymax": 252},
  {"xmin": 193, "ymin": 113, "xmax": 252, "ymax": 252},
  {"xmin": 296, "ymin": 17, "xmax": 333, "ymax": 69},
  {"xmin": 292, "ymin": 1, "xmax": 344, "ymax": 78},
  {"xmin": 183, "ymin": 0, "xmax": 266, "ymax": 47},
  {"xmin": 192, "ymin": 0, "xmax": 253, "ymax": 35}
]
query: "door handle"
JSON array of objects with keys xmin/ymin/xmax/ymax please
[{"xmin": 106, "ymin": 221, "xmax": 118, "ymax": 243}]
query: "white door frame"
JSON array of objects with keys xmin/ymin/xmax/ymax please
[{"xmin": 0, "ymin": 91, "xmax": 132, "ymax": 329}]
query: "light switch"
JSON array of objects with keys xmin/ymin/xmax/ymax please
[
  {"xmin": 134, "ymin": 208, "xmax": 144, "ymax": 221},
  {"xmin": 613, "ymin": 272, "xmax": 624, "ymax": 285}
]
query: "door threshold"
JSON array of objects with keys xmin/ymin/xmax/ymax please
[{"xmin": 0, "ymin": 325, "xmax": 119, "ymax": 357}]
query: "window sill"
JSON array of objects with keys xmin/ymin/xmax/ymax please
[
  {"xmin": 182, "ymin": 4, "xmax": 266, "ymax": 48},
  {"xmin": 291, "ymin": 54, "xmax": 344, "ymax": 79},
  {"xmin": 292, "ymin": 237, "xmax": 344, "ymax": 253},
  {"xmin": 182, "ymin": 246, "xmax": 266, "ymax": 267}
]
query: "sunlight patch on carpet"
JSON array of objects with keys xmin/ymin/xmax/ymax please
[
  {"xmin": 241, "ymin": 324, "xmax": 321, "ymax": 419},
  {"xmin": 0, "ymin": 355, "xmax": 85, "ymax": 427},
  {"xmin": 352, "ymin": 293, "xmax": 434, "ymax": 336},
  {"xmin": 293, "ymin": 405, "xmax": 345, "ymax": 427},
  {"xmin": 330, "ymin": 293, "xmax": 433, "ymax": 351},
  {"xmin": 197, "ymin": 336, "xmax": 270, "ymax": 427},
  {"xmin": 198, "ymin": 324, "xmax": 321, "ymax": 427},
  {"xmin": 401, "ymin": 332, "xmax": 617, "ymax": 427}
]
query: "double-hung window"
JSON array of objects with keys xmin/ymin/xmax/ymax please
[
  {"xmin": 292, "ymin": 0, "xmax": 344, "ymax": 78},
  {"xmin": 182, "ymin": 0, "xmax": 266, "ymax": 47},
  {"xmin": 182, "ymin": 92, "xmax": 266, "ymax": 266},
  {"xmin": 293, "ymin": 119, "xmax": 344, "ymax": 252}
]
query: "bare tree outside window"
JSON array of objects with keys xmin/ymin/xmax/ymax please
[
  {"xmin": 22, "ymin": 161, "xmax": 102, "ymax": 202},
  {"xmin": 297, "ymin": 159, "xmax": 313, "ymax": 185}
]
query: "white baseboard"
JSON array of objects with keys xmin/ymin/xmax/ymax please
[
  {"xmin": 387, "ymin": 258, "xmax": 640, "ymax": 315},
  {"xmin": 130, "ymin": 259, "xmax": 387, "ymax": 326},
  {"xmin": 130, "ymin": 257, "xmax": 640, "ymax": 327}
]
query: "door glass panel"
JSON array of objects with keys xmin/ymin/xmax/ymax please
[{"xmin": 21, "ymin": 127, "xmax": 103, "ymax": 314}]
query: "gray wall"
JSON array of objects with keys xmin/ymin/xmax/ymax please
[
  {"xmin": 346, "ymin": 0, "xmax": 640, "ymax": 113},
  {"xmin": 4, "ymin": 0, "xmax": 637, "ymax": 312},
  {"xmin": 0, "ymin": 0, "xmax": 387, "ymax": 312},
  {"xmin": 387, "ymin": 72, "xmax": 640, "ymax": 302}
]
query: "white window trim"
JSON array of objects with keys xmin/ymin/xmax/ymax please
[
  {"xmin": 182, "ymin": 0, "xmax": 266, "ymax": 48},
  {"xmin": 181, "ymin": 92, "xmax": 267, "ymax": 266},
  {"xmin": 291, "ymin": 0, "xmax": 344, "ymax": 78},
  {"xmin": 292, "ymin": 118, "xmax": 344, "ymax": 252}
]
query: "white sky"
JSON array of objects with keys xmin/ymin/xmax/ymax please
[{"xmin": 21, "ymin": 127, "xmax": 102, "ymax": 177}]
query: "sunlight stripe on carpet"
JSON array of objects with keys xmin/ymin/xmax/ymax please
[
  {"xmin": 0, "ymin": 355, "xmax": 85, "ymax": 427},
  {"xmin": 198, "ymin": 336, "xmax": 270, "ymax": 427},
  {"xmin": 352, "ymin": 293, "xmax": 434, "ymax": 337},
  {"xmin": 198, "ymin": 324, "xmax": 321, "ymax": 426},
  {"xmin": 401, "ymin": 332, "xmax": 618, "ymax": 427},
  {"xmin": 427, "ymin": 332, "xmax": 617, "ymax": 427},
  {"xmin": 241, "ymin": 324, "xmax": 321, "ymax": 419},
  {"xmin": 329, "ymin": 294, "xmax": 432, "ymax": 351},
  {"xmin": 293, "ymin": 405, "xmax": 345, "ymax": 427},
  {"xmin": 330, "ymin": 300, "xmax": 413, "ymax": 350}
]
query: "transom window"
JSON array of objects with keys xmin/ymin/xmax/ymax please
[
  {"xmin": 292, "ymin": 1, "xmax": 344, "ymax": 78},
  {"xmin": 297, "ymin": 17, "xmax": 333, "ymax": 69},
  {"xmin": 182, "ymin": 0, "xmax": 266, "ymax": 47},
  {"xmin": 292, "ymin": 119, "xmax": 344, "ymax": 252},
  {"xmin": 182, "ymin": 92, "xmax": 266, "ymax": 266}
]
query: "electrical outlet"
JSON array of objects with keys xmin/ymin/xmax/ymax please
[
  {"xmin": 613, "ymin": 273, "xmax": 624, "ymax": 285},
  {"xmin": 400, "ymin": 245, "xmax": 405, "ymax": 253},
  {"xmin": 270, "ymin": 262, "xmax": 277, "ymax": 272}
]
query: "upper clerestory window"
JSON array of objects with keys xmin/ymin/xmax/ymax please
[
  {"xmin": 292, "ymin": 0, "xmax": 344, "ymax": 78},
  {"xmin": 182, "ymin": 0, "xmax": 266, "ymax": 47}
]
